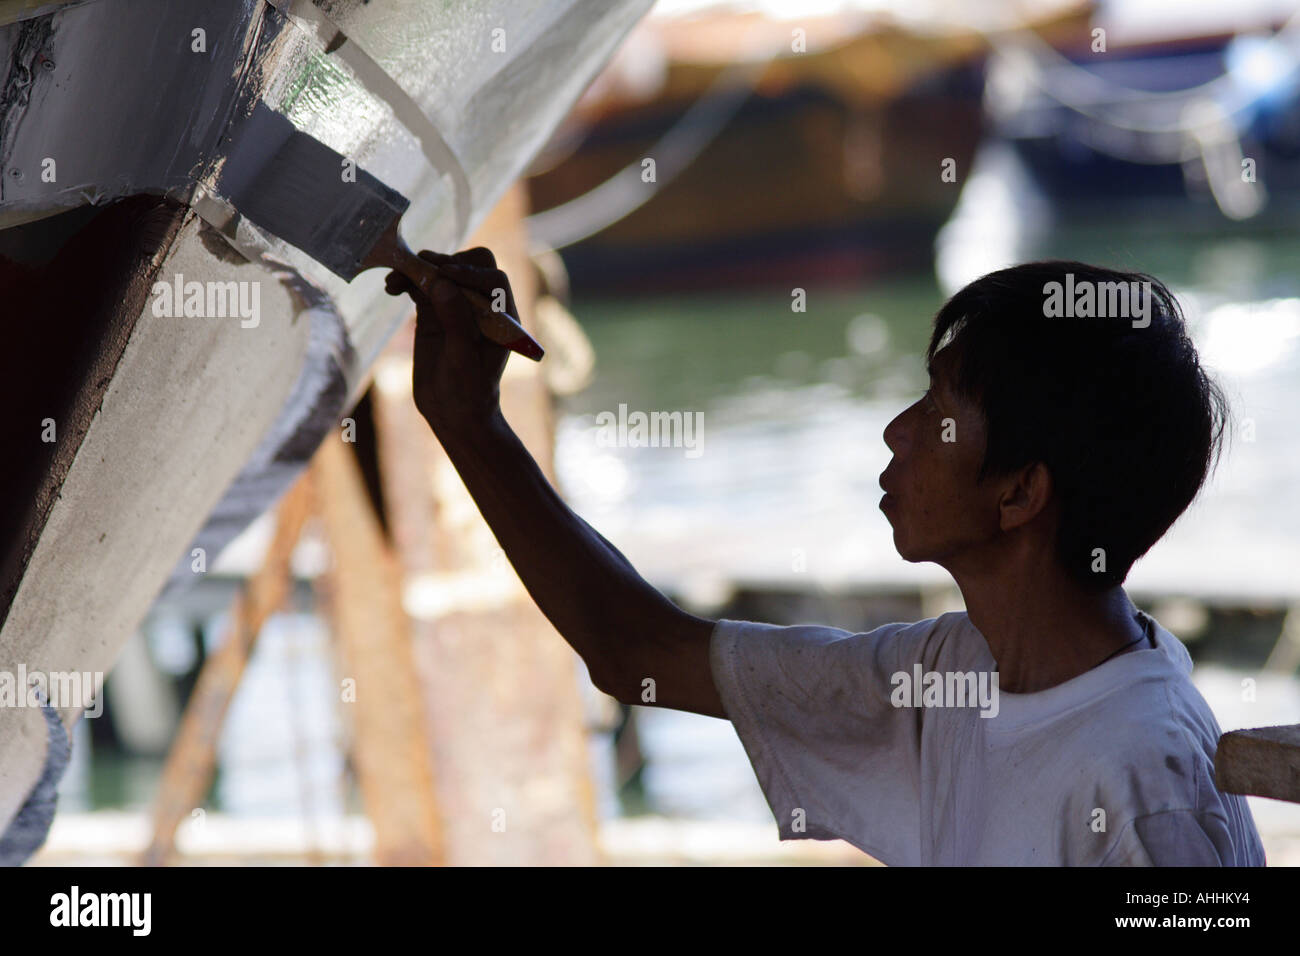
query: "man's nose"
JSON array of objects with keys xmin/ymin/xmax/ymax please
[{"xmin": 883, "ymin": 407, "xmax": 909, "ymax": 454}]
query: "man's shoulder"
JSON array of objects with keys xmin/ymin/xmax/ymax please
[
  {"xmin": 714, "ymin": 610, "xmax": 966, "ymax": 652},
  {"xmin": 833, "ymin": 610, "xmax": 985, "ymax": 669},
  {"xmin": 1068, "ymin": 673, "xmax": 1233, "ymax": 824},
  {"xmin": 710, "ymin": 611, "xmax": 980, "ymax": 697}
]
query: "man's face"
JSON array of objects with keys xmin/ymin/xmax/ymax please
[{"xmin": 878, "ymin": 346, "xmax": 1005, "ymax": 569}]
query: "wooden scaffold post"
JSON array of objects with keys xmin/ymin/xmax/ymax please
[
  {"xmin": 140, "ymin": 475, "xmax": 315, "ymax": 866},
  {"xmin": 311, "ymin": 436, "xmax": 445, "ymax": 866}
]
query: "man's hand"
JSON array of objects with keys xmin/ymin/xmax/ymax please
[{"xmin": 384, "ymin": 246, "xmax": 515, "ymax": 440}]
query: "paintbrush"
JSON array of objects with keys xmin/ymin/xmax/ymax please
[{"xmin": 214, "ymin": 102, "xmax": 543, "ymax": 361}]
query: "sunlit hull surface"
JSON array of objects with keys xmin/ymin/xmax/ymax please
[{"xmin": 0, "ymin": 0, "xmax": 651, "ymax": 831}]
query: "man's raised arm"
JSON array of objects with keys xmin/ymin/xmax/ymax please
[{"xmin": 385, "ymin": 248, "xmax": 724, "ymax": 718}]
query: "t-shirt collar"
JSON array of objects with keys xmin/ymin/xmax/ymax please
[{"xmin": 975, "ymin": 610, "xmax": 1190, "ymax": 733}]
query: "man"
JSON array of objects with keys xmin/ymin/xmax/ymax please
[{"xmin": 385, "ymin": 252, "xmax": 1265, "ymax": 866}]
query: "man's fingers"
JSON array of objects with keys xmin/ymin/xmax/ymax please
[
  {"xmin": 454, "ymin": 246, "xmax": 496, "ymax": 269},
  {"xmin": 409, "ymin": 248, "xmax": 495, "ymax": 269},
  {"xmin": 405, "ymin": 250, "xmax": 515, "ymax": 330},
  {"xmin": 436, "ymin": 262, "xmax": 510, "ymax": 298},
  {"xmin": 385, "ymin": 270, "xmax": 413, "ymax": 295}
]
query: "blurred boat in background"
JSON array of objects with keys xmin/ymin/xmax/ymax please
[
  {"xmin": 988, "ymin": 0, "xmax": 1300, "ymax": 228},
  {"xmin": 525, "ymin": 3, "xmax": 1090, "ymax": 292},
  {"xmin": 530, "ymin": 0, "xmax": 1300, "ymax": 294}
]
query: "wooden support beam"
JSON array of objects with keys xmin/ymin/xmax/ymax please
[
  {"xmin": 140, "ymin": 475, "xmax": 313, "ymax": 866},
  {"xmin": 368, "ymin": 181, "xmax": 600, "ymax": 864},
  {"xmin": 1215, "ymin": 723, "xmax": 1300, "ymax": 804},
  {"xmin": 311, "ymin": 437, "xmax": 445, "ymax": 866}
]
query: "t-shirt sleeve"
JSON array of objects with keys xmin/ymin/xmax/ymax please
[
  {"xmin": 1101, "ymin": 809, "xmax": 1237, "ymax": 866},
  {"xmin": 709, "ymin": 616, "xmax": 936, "ymax": 865}
]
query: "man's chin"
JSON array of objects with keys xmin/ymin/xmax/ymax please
[
  {"xmin": 890, "ymin": 532, "xmax": 931, "ymax": 565},
  {"xmin": 890, "ymin": 531, "xmax": 917, "ymax": 562}
]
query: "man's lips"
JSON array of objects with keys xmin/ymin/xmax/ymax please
[{"xmin": 879, "ymin": 468, "xmax": 899, "ymax": 512}]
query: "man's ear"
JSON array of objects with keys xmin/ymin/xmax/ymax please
[{"xmin": 998, "ymin": 461, "xmax": 1052, "ymax": 532}]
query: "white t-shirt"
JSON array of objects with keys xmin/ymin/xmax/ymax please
[{"xmin": 710, "ymin": 609, "xmax": 1265, "ymax": 865}]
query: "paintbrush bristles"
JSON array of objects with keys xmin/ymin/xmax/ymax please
[
  {"xmin": 216, "ymin": 102, "xmax": 408, "ymax": 280},
  {"xmin": 215, "ymin": 103, "xmax": 542, "ymax": 360}
]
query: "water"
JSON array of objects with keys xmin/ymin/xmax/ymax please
[{"xmin": 554, "ymin": 280, "xmax": 943, "ymax": 598}]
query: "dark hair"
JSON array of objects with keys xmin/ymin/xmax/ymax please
[{"xmin": 927, "ymin": 260, "xmax": 1228, "ymax": 589}]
